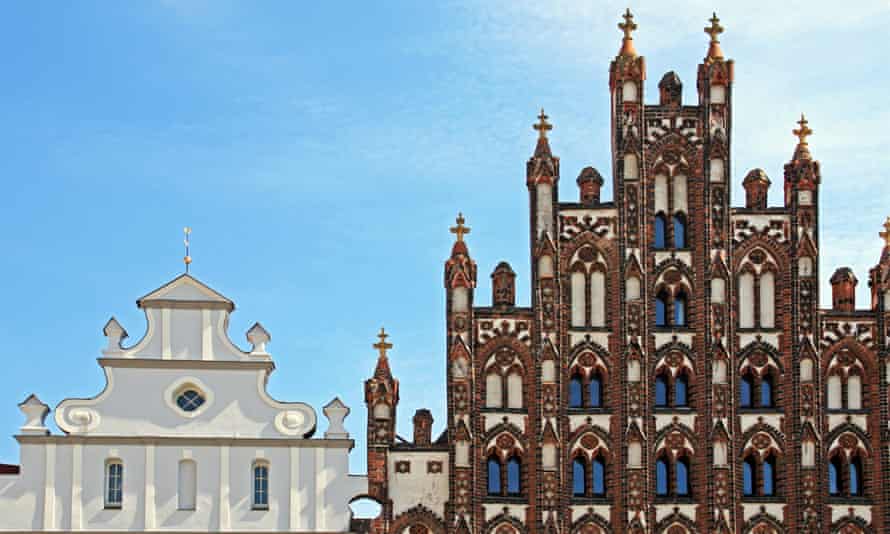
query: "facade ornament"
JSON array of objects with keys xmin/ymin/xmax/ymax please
[
  {"xmin": 183, "ymin": 226, "xmax": 192, "ymax": 273},
  {"xmin": 246, "ymin": 322, "xmax": 271, "ymax": 355},
  {"xmin": 450, "ymin": 213, "xmax": 471, "ymax": 243},
  {"xmin": 704, "ymin": 12, "xmax": 724, "ymax": 60},
  {"xmin": 533, "ymin": 108, "xmax": 553, "ymax": 140},
  {"xmin": 102, "ymin": 316, "xmax": 128, "ymax": 355},
  {"xmin": 323, "ymin": 397, "xmax": 350, "ymax": 439},
  {"xmin": 618, "ymin": 8, "xmax": 638, "ymax": 57},
  {"xmin": 18, "ymin": 394, "xmax": 49, "ymax": 435}
]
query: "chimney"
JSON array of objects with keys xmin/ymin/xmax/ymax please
[
  {"xmin": 576, "ymin": 167, "xmax": 604, "ymax": 204},
  {"xmin": 412, "ymin": 409, "xmax": 433, "ymax": 446},
  {"xmin": 743, "ymin": 169, "xmax": 771, "ymax": 209},
  {"xmin": 830, "ymin": 267, "xmax": 858, "ymax": 312},
  {"xmin": 491, "ymin": 262, "xmax": 516, "ymax": 307}
]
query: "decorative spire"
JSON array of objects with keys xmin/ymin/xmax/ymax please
[
  {"xmin": 533, "ymin": 108, "xmax": 552, "ymax": 140},
  {"xmin": 880, "ymin": 217, "xmax": 890, "ymax": 247},
  {"xmin": 183, "ymin": 226, "xmax": 192, "ymax": 273},
  {"xmin": 618, "ymin": 8, "xmax": 638, "ymax": 57},
  {"xmin": 372, "ymin": 327, "xmax": 393, "ymax": 378},
  {"xmin": 792, "ymin": 113, "xmax": 813, "ymax": 160},
  {"xmin": 704, "ymin": 12, "xmax": 724, "ymax": 61}
]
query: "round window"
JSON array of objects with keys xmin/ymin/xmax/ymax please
[{"xmin": 176, "ymin": 390, "xmax": 205, "ymax": 412}]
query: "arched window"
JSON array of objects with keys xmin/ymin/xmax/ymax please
[
  {"xmin": 655, "ymin": 373, "xmax": 668, "ymax": 407},
  {"xmin": 675, "ymin": 457, "xmax": 690, "ymax": 496},
  {"xmin": 673, "ymin": 213, "xmax": 687, "ymax": 248},
  {"xmin": 738, "ymin": 272, "xmax": 755, "ymax": 329},
  {"xmin": 829, "ymin": 456, "xmax": 842, "ymax": 496},
  {"xmin": 506, "ymin": 456, "xmax": 521, "ymax": 496},
  {"xmin": 486, "ymin": 373, "xmax": 503, "ymax": 408},
  {"xmin": 827, "ymin": 374, "xmax": 842, "ymax": 410},
  {"xmin": 673, "ymin": 292, "xmax": 687, "ymax": 326},
  {"xmin": 762, "ymin": 455, "xmax": 776, "ymax": 496},
  {"xmin": 655, "ymin": 290, "xmax": 669, "ymax": 327},
  {"xmin": 656, "ymin": 458, "xmax": 669, "ymax": 496},
  {"xmin": 252, "ymin": 461, "xmax": 269, "ymax": 509},
  {"xmin": 590, "ymin": 271, "xmax": 606, "ymax": 327},
  {"xmin": 849, "ymin": 455, "xmax": 863, "ymax": 496},
  {"xmin": 506, "ymin": 371, "xmax": 523, "ymax": 409},
  {"xmin": 654, "ymin": 213, "xmax": 667, "ymax": 249},
  {"xmin": 572, "ymin": 457, "xmax": 587, "ymax": 497},
  {"xmin": 569, "ymin": 373, "xmax": 583, "ymax": 408},
  {"xmin": 738, "ymin": 263, "xmax": 777, "ymax": 329},
  {"xmin": 760, "ymin": 271, "xmax": 775, "ymax": 328},
  {"xmin": 571, "ymin": 271, "xmax": 586, "ymax": 327},
  {"xmin": 487, "ymin": 456, "xmax": 501, "ymax": 495},
  {"xmin": 178, "ymin": 459, "xmax": 197, "ymax": 510},
  {"xmin": 589, "ymin": 371, "xmax": 603, "ymax": 407},
  {"xmin": 847, "ymin": 374, "xmax": 862, "ymax": 410},
  {"xmin": 674, "ymin": 373, "xmax": 689, "ymax": 407},
  {"xmin": 742, "ymin": 456, "xmax": 755, "ymax": 496},
  {"xmin": 760, "ymin": 374, "xmax": 774, "ymax": 407},
  {"xmin": 740, "ymin": 372, "xmax": 754, "ymax": 407},
  {"xmin": 591, "ymin": 455, "xmax": 606, "ymax": 496},
  {"xmin": 105, "ymin": 460, "xmax": 123, "ymax": 509}
]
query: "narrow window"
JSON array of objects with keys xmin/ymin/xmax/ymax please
[
  {"xmin": 847, "ymin": 375, "xmax": 862, "ymax": 410},
  {"xmin": 487, "ymin": 457, "xmax": 501, "ymax": 495},
  {"xmin": 655, "ymin": 373, "xmax": 668, "ymax": 407},
  {"xmin": 654, "ymin": 213, "xmax": 667, "ymax": 249},
  {"xmin": 589, "ymin": 371, "xmax": 602, "ymax": 407},
  {"xmin": 675, "ymin": 458, "xmax": 690, "ymax": 496},
  {"xmin": 591, "ymin": 455, "xmax": 606, "ymax": 496},
  {"xmin": 656, "ymin": 458, "xmax": 669, "ymax": 496},
  {"xmin": 828, "ymin": 456, "xmax": 842, "ymax": 496},
  {"xmin": 740, "ymin": 372, "xmax": 753, "ymax": 407},
  {"xmin": 590, "ymin": 271, "xmax": 606, "ymax": 327},
  {"xmin": 178, "ymin": 459, "xmax": 197, "ymax": 511},
  {"xmin": 506, "ymin": 372, "xmax": 523, "ymax": 409},
  {"xmin": 506, "ymin": 456, "xmax": 521, "ymax": 495},
  {"xmin": 827, "ymin": 375, "xmax": 842, "ymax": 410},
  {"xmin": 253, "ymin": 462, "xmax": 269, "ymax": 509},
  {"xmin": 760, "ymin": 272, "xmax": 775, "ymax": 328},
  {"xmin": 760, "ymin": 374, "xmax": 774, "ymax": 408},
  {"xmin": 849, "ymin": 456, "xmax": 863, "ymax": 496},
  {"xmin": 674, "ymin": 373, "xmax": 689, "ymax": 407},
  {"xmin": 739, "ymin": 272, "xmax": 755, "ymax": 328},
  {"xmin": 673, "ymin": 292, "xmax": 687, "ymax": 327},
  {"xmin": 572, "ymin": 458, "xmax": 587, "ymax": 497},
  {"xmin": 571, "ymin": 271, "xmax": 586, "ymax": 327},
  {"xmin": 742, "ymin": 457, "xmax": 755, "ymax": 496},
  {"xmin": 655, "ymin": 290, "xmax": 669, "ymax": 327},
  {"xmin": 569, "ymin": 373, "xmax": 583, "ymax": 408},
  {"xmin": 486, "ymin": 373, "xmax": 503, "ymax": 408},
  {"xmin": 673, "ymin": 213, "xmax": 687, "ymax": 248},
  {"xmin": 105, "ymin": 460, "xmax": 123, "ymax": 508},
  {"xmin": 762, "ymin": 455, "xmax": 776, "ymax": 496}
]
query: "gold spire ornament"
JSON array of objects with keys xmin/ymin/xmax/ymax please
[
  {"xmin": 373, "ymin": 327, "xmax": 393, "ymax": 358},
  {"xmin": 533, "ymin": 108, "xmax": 553, "ymax": 139},
  {"xmin": 880, "ymin": 217, "xmax": 890, "ymax": 247},
  {"xmin": 450, "ymin": 213, "xmax": 471, "ymax": 242},
  {"xmin": 793, "ymin": 113, "xmax": 813, "ymax": 145},
  {"xmin": 704, "ymin": 12, "xmax": 724, "ymax": 60},
  {"xmin": 183, "ymin": 227, "xmax": 192, "ymax": 273},
  {"xmin": 618, "ymin": 8, "xmax": 638, "ymax": 57}
]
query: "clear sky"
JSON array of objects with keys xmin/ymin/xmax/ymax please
[{"xmin": 0, "ymin": 1, "xmax": 888, "ymax": 473}]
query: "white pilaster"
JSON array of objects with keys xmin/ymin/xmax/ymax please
[
  {"xmin": 218, "ymin": 446, "xmax": 230, "ymax": 531},
  {"xmin": 144, "ymin": 445, "xmax": 155, "ymax": 530},
  {"xmin": 289, "ymin": 447, "xmax": 301, "ymax": 530},
  {"xmin": 70, "ymin": 443, "xmax": 82, "ymax": 530},
  {"xmin": 161, "ymin": 308, "xmax": 172, "ymax": 359},
  {"xmin": 315, "ymin": 448, "xmax": 326, "ymax": 530},
  {"xmin": 202, "ymin": 309, "xmax": 214, "ymax": 360},
  {"xmin": 43, "ymin": 443, "xmax": 55, "ymax": 530}
]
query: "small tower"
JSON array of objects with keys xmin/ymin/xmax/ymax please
[
  {"xmin": 491, "ymin": 261, "xmax": 516, "ymax": 307},
  {"xmin": 830, "ymin": 268, "xmax": 858, "ymax": 311},
  {"xmin": 412, "ymin": 409, "xmax": 433, "ymax": 446},
  {"xmin": 527, "ymin": 109, "xmax": 560, "ymax": 242},
  {"xmin": 658, "ymin": 71, "xmax": 682, "ymax": 107},
  {"xmin": 576, "ymin": 167, "xmax": 604, "ymax": 204},
  {"xmin": 364, "ymin": 327, "xmax": 399, "ymax": 515},
  {"xmin": 742, "ymin": 169, "xmax": 771, "ymax": 209}
]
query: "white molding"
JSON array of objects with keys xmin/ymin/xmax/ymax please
[
  {"xmin": 202, "ymin": 309, "xmax": 214, "ymax": 361},
  {"xmin": 55, "ymin": 367, "xmax": 115, "ymax": 434},
  {"xmin": 70, "ymin": 443, "xmax": 82, "ymax": 531},
  {"xmin": 218, "ymin": 446, "xmax": 230, "ymax": 531},
  {"xmin": 161, "ymin": 308, "xmax": 172, "ymax": 359},
  {"xmin": 144, "ymin": 445, "xmax": 156, "ymax": 529},
  {"xmin": 289, "ymin": 447, "xmax": 301, "ymax": 530},
  {"xmin": 315, "ymin": 448, "xmax": 325, "ymax": 530},
  {"xmin": 256, "ymin": 372, "xmax": 316, "ymax": 437},
  {"xmin": 43, "ymin": 443, "xmax": 55, "ymax": 530}
]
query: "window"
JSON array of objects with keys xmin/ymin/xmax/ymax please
[
  {"xmin": 656, "ymin": 369, "xmax": 690, "ymax": 409},
  {"xmin": 760, "ymin": 375, "xmax": 773, "ymax": 407},
  {"xmin": 827, "ymin": 451, "xmax": 866, "ymax": 499},
  {"xmin": 673, "ymin": 293, "xmax": 687, "ymax": 326},
  {"xmin": 485, "ymin": 367, "xmax": 523, "ymax": 410},
  {"xmin": 253, "ymin": 462, "xmax": 269, "ymax": 509},
  {"xmin": 740, "ymin": 373, "xmax": 753, "ymax": 407},
  {"xmin": 655, "ymin": 374, "xmax": 668, "ymax": 407},
  {"xmin": 506, "ymin": 372, "xmax": 523, "ymax": 409},
  {"xmin": 738, "ymin": 263, "xmax": 777, "ymax": 329},
  {"xmin": 572, "ymin": 458, "xmax": 587, "ymax": 496},
  {"xmin": 486, "ymin": 373, "xmax": 503, "ymax": 408},
  {"xmin": 656, "ymin": 458, "xmax": 669, "ymax": 496},
  {"xmin": 827, "ymin": 371, "xmax": 864, "ymax": 411},
  {"xmin": 763, "ymin": 455, "xmax": 775, "ymax": 496},
  {"xmin": 654, "ymin": 213, "xmax": 667, "ymax": 249},
  {"xmin": 571, "ymin": 271, "xmax": 586, "ymax": 327},
  {"xmin": 570, "ymin": 253, "xmax": 608, "ymax": 329},
  {"xmin": 487, "ymin": 456, "xmax": 501, "ymax": 495},
  {"xmin": 506, "ymin": 456, "xmax": 521, "ymax": 496},
  {"xmin": 740, "ymin": 367, "xmax": 776, "ymax": 409},
  {"xmin": 176, "ymin": 390, "xmax": 205, "ymax": 412},
  {"xmin": 674, "ymin": 373, "xmax": 688, "ymax": 407},
  {"xmin": 743, "ymin": 457, "xmax": 755, "ymax": 496},
  {"xmin": 656, "ymin": 288, "xmax": 690, "ymax": 328},
  {"xmin": 743, "ymin": 453, "xmax": 777, "ymax": 498},
  {"xmin": 591, "ymin": 455, "xmax": 606, "ymax": 496},
  {"xmin": 569, "ymin": 373, "xmax": 583, "ymax": 408},
  {"xmin": 675, "ymin": 457, "xmax": 690, "ymax": 496},
  {"xmin": 178, "ymin": 459, "xmax": 197, "ymax": 510},
  {"xmin": 589, "ymin": 371, "xmax": 603, "ymax": 407},
  {"xmin": 849, "ymin": 456, "xmax": 862, "ymax": 496},
  {"xmin": 655, "ymin": 290, "xmax": 669, "ymax": 326},
  {"xmin": 105, "ymin": 460, "xmax": 123, "ymax": 509},
  {"xmin": 848, "ymin": 375, "xmax": 862, "ymax": 410},
  {"xmin": 673, "ymin": 213, "xmax": 687, "ymax": 248}
]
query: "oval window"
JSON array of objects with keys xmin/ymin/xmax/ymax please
[{"xmin": 176, "ymin": 390, "xmax": 205, "ymax": 412}]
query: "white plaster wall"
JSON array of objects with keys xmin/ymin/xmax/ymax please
[{"xmin": 388, "ymin": 452, "xmax": 448, "ymax": 519}]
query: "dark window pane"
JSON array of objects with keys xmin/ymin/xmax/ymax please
[
  {"xmin": 675, "ymin": 374, "xmax": 688, "ymax": 407},
  {"xmin": 761, "ymin": 375, "xmax": 773, "ymax": 407},
  {"xmin": 676, "ymin": 459, "xmax": 689, "ymax": 496},
  {"xmin": 740, "ymin": 374, "xmax": 753, "ymax": 407},
  {"xmin": 506, "ymin": 457, "xmax": 521, "ymax": 495},
  {"xmin": 850, "ymin": 457, "xmax": 862, "ymax": 496},
  {"xmin": 569, "ymin": 375, "xmax": 583, "ymax": 408},
  {"xmin": 655, "ymin": 375, "xmax": 668, "ymax": 407},
  {"xmin": 589, "ymin": 374, "xmax": 602, "ymax": 407},
  {"xmin": 572, "ymin": 458, "xmax": 586, "ymax": 496},
  {"xmin": 656, "ymin": 459, "xmax": 668, "ymax": 496},
  {"xmin": 487, "ymin": 458, "xmax": 501, "ymax": 495},
  {"xmin": 654, "ymin": 214, "xmax": 667, "ymax": 249},
  {"xmin": 673, "ymin": 214, "xmax": 686, "ymax": 248},
  {"xmin": 674, "ymin": 294, "xmax": 687, "ymax": 326},
  {"xmin": 743, "ymin": 458, "xmax": 754, "ymax": 496},
  {"xmin": 763, "ymin": 457, "xmax": 775, "ymax": 496},
  {"xmin": 592, "ymin": 456, "xmax": 605, "ymax": 496},
  {"xmin": 828, "ymin": 457, "xmax": 840, "ymax": 495},
  {"xmin": 656, "ymin": 292, "xmax": 668, "ymax": 327}
]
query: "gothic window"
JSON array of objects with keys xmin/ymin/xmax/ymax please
[
  {"xmin": 571, "ymin": 271, "xmax": 586, "ymax": 327},
  {"xmin": 760, "ymin": 374, "xmax": 774, "ymax": 407},
  {"xmin": 590, "ymin": 271, "xmax": 606, "ymax": 327},
  {"xmin": 655, "ymin": 453, "xmax": 692, "ymax": 498},
  {"xmin": 572, "ymin": 457, "xmax": 587, "ymax": 496},
  {"xmin": 654, "ymin": 213, "xmax": 667, "ymax": 249},
  {"xmin": 674, "ymin": 372, "xmax": 689, "ymax": 407},
  {"xmin": 655, "ymin": 290, "xmax": 669, "ymax": 326},
  {"xmin": 656, "ymin": 368, "xmax": 691, "ymax": 409},
  {"xmin": 591, "ymin": 454, "xmax": 606, "ymax": 496},
  {"xmin": 742, "ymin": 453, "xmax": 777, "ymax": 497},
  {"xmin": 827, "ymin": 449, "xmax": 866, "ymax": 499},
  {"xmin": 506, "ymin": 371, "xmax": 523, "ymax": 409},
  {"xmin": 739, "ymin": 272, "xmax": 755, "ymax": 328},
  {"xmin": 654, "ymin": 171, "xmax": 689, "ymax": 250},
  {"xmin": 849, "ymin": 455, "xmax": 863, "ymax": 496},
  {"xmin": 656, "ymin": 457, "xmax": 669, "ymax": 496},
  {"xmin": 487, "ymin": 456, "xmax": 501, "ymax": 495},
  {"xmin": 847, "ymin": 374, "xmax": 862, "ymax": 410},
  {"xmin": 105, "ymin": 460, "xmax": 123, "ymax": 509},
  {"xmin": 763, "ymin": 455, "xmax": 776, "ymax": 496},
  {"xmin": 829, "ymin": 456, "xmax": 841, "ymax": 496},
  {"xmin": 759, "ymin": 272, "xmax": 775, "ymax": 328},
  {"xmin": 673, "ymin": 292, "xmax": 687, "ymax": 326},
  {"xmin": 570, "ymin": 252, "xmax": 608, "ymax": 329},
  {"xmin": 569, "ymin": 373, "xmax": 583, "ymax": 408},
  {"xmin": 252, "ymin": 461, "xmax": 269, "ymax": 509},
  {"xmin": 485, "ymin": 357, "xmax": 524, "ymax": 410},
  {"xmin": 827, "ymin": 374, "xmax": 842, "ymax": 410},
  {"xmin": 743, "ymin": 456, "xmax": 755, "ymax": 496},
  {"xmin": 178, "ymin": 459, "xmax": 197, "ymax": 511},
  {"xmin": 675, "ymin": 456, "xmax": 690, "ymax": 496},
  {"xmin": 740, "ymin": 365, "xmax": 777, "ymax": 409},
  {"xmin": 673, "ymin": 213, "xmax": 687, "ymax": 248},
  {"xmin": 655, "ymin": 373, "xmax": 668, "ymax": 407},
  {"xmin": 486, "ymin": 373, "xmax": 503, "ymax": 408},
  {"xmin": 826, "ymin": 369, "xmax": 864, "ymax": 411},
  {"xmin": 589, "ymin": 371, "xmax": 603, "ymax": 407},
  {"xmin": 488, "ymin": 453, "xmax": 523, "ymax": 497},
  {"xmin": 738, "ymin": 260, "xmax": 777, "ymax": 329},
  {"xmin": 506, "ymin": 456, "xmax": 521, "ymax": 495},
  {"xmin": 740, "ymin": 372, "xmax": 753, "ymax": 407}
]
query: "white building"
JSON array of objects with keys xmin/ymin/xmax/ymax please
[{"xmin": 0, "ymin": 273, "xmax": 367, "ymax": 532}]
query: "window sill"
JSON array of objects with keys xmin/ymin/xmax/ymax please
[
  {"xmin": 738, "ymin": 408, "xmax": 782, "ymax": 414},
  {"xmin": 655, "ymin": 496, "xmax": 693, "ymax": 504},
  {"xmin": 570, "ymin": 496, "xmax": 609, "ymax": 504},
  {"xmin": 479, "ymin": 408, "xmax": 527, "ymax": 414},
  {"xmin": 483, "ymin": 495, "xmax": 526, "ymax": 504},
  {"xmin": 251, "ymin": 506, "xmax": 270, "ymax": 511},
  {"xmin": 827, "ymin": 496, "xmax": 870, "ymax": 505},
  {"xmin": 104, "ymin": 504, "xmax": 122, "ymax": 510},
  {"xmin": 742, "ymin": 495, "xmax": 783, "ymax": 503},
  {"xmin": 652, "ymin": 327, "xmax": 693, "ymax": 333},
  {"xmin": 567, "ymin": 408, "xmax": 611, "ymax": 414},
  {"xmin": 736, "ymin": 328, "xmax": 781, "ymax": 333},
  {"xmin": 826, "ymin": 409, "xmax": 869, "ymax": 415},
  {"xmin": 654, "ymin": 407, "xmax": 693, "ymax": 413},
  {"xmin": 177, "ymin": 507, "xmax": 196, "ymax": 512}
]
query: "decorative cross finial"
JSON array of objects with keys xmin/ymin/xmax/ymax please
[
  {"xmin": 705, "ymin": 12, "xmax": 723, "ymax": 43},
  {"xmin": 793, "ymin": 113, "xmax": 813, "ymax": 145},
  {"xmin": 533, "ymin": 108, "xmax": 552, "ymax": 139},
  {"xmin": 183, "ymin": 227, "xmax": 192, "ymax": 273},
  {"xmin": 880, "ymin": 217, "xmax": 890, "ymax": 247},
  {"xmin": 373, "ymin": 327, "xmax": 393, "ymax": 359},
  {"xmin": 450, "ymin": 212, "xmax": 471, "ymax": 242},
  {"xmin": 619, "ymin": 8, "xmax": 637, "ymax": 40}
]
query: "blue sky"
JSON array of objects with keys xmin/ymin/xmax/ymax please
[{"xmin": 0, "ymin": 1, "xmax": 887, "ymax": 473}]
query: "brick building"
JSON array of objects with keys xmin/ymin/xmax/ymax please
[{"xmin": 360, "ymin": 11, "xmax": 889, "ymax": 534}]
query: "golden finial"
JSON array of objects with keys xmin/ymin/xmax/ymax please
[
  {"xmin": 373, "ymin": 327, "xmax": 393, "ymax": 359},
  {"xmin": 450, "ymin": 212, "xmax": 471, "ymax": 242},
  {"xmin": 793, "ymin": 113, "xmax": 813, "ymax": 145},
  {"xmin": 880, "ymin": 217, "xmax": 890, "ymax": 247},
  {"xmin": 533, "ymin": 108, "xmax": 553, "ymax": 139},
  {"xmin": 183, "ymin": 227, "xmax": 192, "ymax": 273},
  {"xmin": 705, "ymin": 12, "xmax": 724, "ymax": 43},
  {"xmin": 618, "ymin": 8, "xmax": 638, "ymax": 57}
]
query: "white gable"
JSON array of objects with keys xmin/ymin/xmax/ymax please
[{"xmin": 137, "ymin": 274, "xmax": 234, "ymax": 309}]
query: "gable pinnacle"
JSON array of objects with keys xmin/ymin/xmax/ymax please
[
  {"xmin": 373, "ymin": 327, "xmax": 393, "ymax": 359},
  {"xmin": 533, "ymin": 108, "xmax": 553, "ymax": 140},
  {"xmin": 450, "ymin": 212, "xmax": 471, "ymax": 242},
  {"xmin": 793, "ymin": 113, "xmax": 813, "ymax": 145},
  {"xmin": 704, "ymin": 12, "xmax": 725, "ymax": 60},
  {"xmin": 183, "ymin": 226, "xmax": 192, "ymax": 273},
  {"xmin": 880, "ymin": 217, "xmax": 890, "ymax": 247},
  {"xmin": 618, "ymin": 8, "xmax": 638, "ymax": 57}
]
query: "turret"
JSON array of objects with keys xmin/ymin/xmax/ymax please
[
  {"xmin": 527, "ymin": 109, "xmax": 559, "ymax": 242},
  {"xmin": 868, "ymin": 218, "xmax": 890, "ymax": 310},
  {"xmin": 365, "ymin": 328, "xmax": 398, "ymax": 446},
  {"xmin": 697, "ymin": 12, "xmax": 733, "ymax": 185},
  {"xmin": 412, "ymin": 409, "xmax": 433, "ymax": 447},
  {"xmin": 742, "ymin": 169, "xmax": 771, "ymax": 209},
  {"xmin": 784, "ymin": 114, "xmax": 820, "ymax": 208},
  {"xmin": 576, "ymin": 167, "xmax": 604, "ymax": 204},
  {"xmin": 830, "ymin": 268, "xmax": 858, "ymax": 312},
  {"xmin": 610, "ymin": 9, "xmax": 645, "ymax": 202},
  {"xmin": 491, "ymin": 261, "xmax": 516, "ymax": 307}
]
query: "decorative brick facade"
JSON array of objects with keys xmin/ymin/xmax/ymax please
[{"xmin": 362, "ymin": 11, "xmax": 889, "ymax": 534}]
